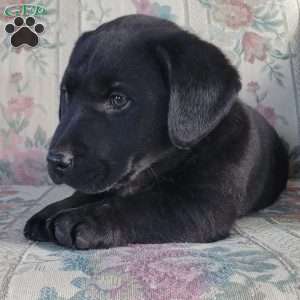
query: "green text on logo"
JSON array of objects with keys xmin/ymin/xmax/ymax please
[{"xmin": 4, "ymin": 4, "xmax": 47, "ymax": 17}]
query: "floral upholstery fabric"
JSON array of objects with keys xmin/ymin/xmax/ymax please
[
  {"xmin": 0, "ymin": 0, "xmax": 299, "ymax": 184},
  {"xmin": 0, "ymin": 181, "xmax": 299, "ymax": 299}
]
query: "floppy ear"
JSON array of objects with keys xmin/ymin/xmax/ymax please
[{"xmin": 157, "ymin": 32, "xmax": 241, "ymax": 149}]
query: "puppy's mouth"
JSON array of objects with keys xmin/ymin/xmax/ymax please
[
  {"xmin": 48, "ymin": 160, "xmax": 109, "ymax": 193},
  {"xmin": 48, "ymin": 157, "xmax": 136, "ymax": 195},
  {"xmin": 49, "ymin": 150, "xmax": 174, "ymax": 195}
]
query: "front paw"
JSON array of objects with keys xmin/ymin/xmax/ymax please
[
  {"xmin": 46, "ymin": 204, "xmax": 119, "ymax": 249},
  {"xmin": 24, "ymin": 212, "xmax": 53, "ymax": 242}
]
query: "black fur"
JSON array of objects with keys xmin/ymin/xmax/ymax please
[{"xmin": 24, "ymin": 15, "xmax": 289, "ymax": 249}]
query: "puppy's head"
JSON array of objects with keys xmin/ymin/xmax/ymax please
[{"xmin": 48, "ymin": 15, "xmax": 241, "ymax": 194}]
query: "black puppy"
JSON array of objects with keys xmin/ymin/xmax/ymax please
[{"xmin": 24, "ymin": 15, "xmax": 289, "ymax": 249}]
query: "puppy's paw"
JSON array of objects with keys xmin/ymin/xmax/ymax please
[
  {"xmin": 48, "ymin": 204, "xmax": 119, "ymax": 249},
  {"xmin": 24, "ymin": 212, "xmax": 53, "ymax": 242}
]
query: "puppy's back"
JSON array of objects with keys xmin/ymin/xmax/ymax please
[{"xmin": 244, "ymin": 103, "xmax": 289, "ymax": 212}]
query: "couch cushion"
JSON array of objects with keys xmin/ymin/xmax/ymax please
[{"xmin": 0, "ymin": 182, "xmax": 299, "ymax": 299}]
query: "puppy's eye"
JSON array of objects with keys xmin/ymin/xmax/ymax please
[{"xmin": 108, "ymin": 93, "xmax": 130, "ymax": 110}]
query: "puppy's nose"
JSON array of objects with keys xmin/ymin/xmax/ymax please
[{"xmin": 47, "ymin": 151, "xmax": 73, "ymax": 172}]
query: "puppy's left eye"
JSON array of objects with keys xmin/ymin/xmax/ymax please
[{"xmin": 108, "ymin": 93, "xmax": 130, "ymax": 110}]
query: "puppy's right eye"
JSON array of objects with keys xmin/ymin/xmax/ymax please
[{"xmin": 107, "ymin": 93, "xmax": 130, "ymax": 111}]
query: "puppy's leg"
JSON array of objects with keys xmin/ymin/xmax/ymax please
[
  {"xmin": 24, "ymin": 192, "xmax": 106, "ymax": 242},
  {"xmin": 43, "ymin": 187, "xmax": 238, "ymax": 249}
]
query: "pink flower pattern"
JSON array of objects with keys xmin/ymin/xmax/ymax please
[
  {"xmin": 0, "ymin": 72, "xmax": 49, "ymax": 185},
  {"xmin": 242, "ymin": 32, "xmax": 269, "ymax": 63},
  {"xmin": 12, "ymin": 149, "xmax": 47, "ymax": 185},
  {"xmin": 212, "ymin": 0, "xmax": 253, "ymax": 29},
  {"xmin": 44, "ymin": 241, "xmax": 287, "ymax": 299},
  {"xmin": 119, "ymin": 245, "xmax": 207, "ymax": 300},
  {"xmin": 6, "ymin": 96, "xmax": 34, "ymax": 118},
  {"xmin": 0, "ymin": 131, "xmax": 24, "ymax": 161},
  {"xmin": 131, "ymin": 0, "xmax": 153, "ymax": 15},
  {"xmin": 246, "ymin": 81, "xmax": 260, "ymax": 93}
]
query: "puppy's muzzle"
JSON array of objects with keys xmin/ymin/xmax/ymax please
[{"xmin": 47, "ymin": 150, "xmax": 74, "ymax": 174}]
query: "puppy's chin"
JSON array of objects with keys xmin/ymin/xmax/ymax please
[
  {"xmin": 59, "ymin": 174, "xmax": 111, "ymax": 195},
  {"xmin": 68, "ymin": 182, "xmax": 112, "ymax": 194},
  {"xmin": 48, "ymin": 167, "xmax": 64, "ymax": 185},
  {"xmin": 48, "ymin": 161, "xmax": 112, "ymax": 193},
  {"xmin": 48, "ymin": 172, "xmax": 121, "ymax": 195},
  {"xmin": 65, "ymin": 168, "xmax": 136, "ymax": 195},
  {"xmin": 48, "ymin": 159, "xmax": 135, "ymax": 195}
]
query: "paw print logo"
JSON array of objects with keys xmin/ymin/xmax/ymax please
[{"xmin": 5, "ymin": 16, "xmax": 44, "ymax": 47}]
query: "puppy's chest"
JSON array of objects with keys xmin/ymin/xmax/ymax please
[{"xmin": 117, "ymin": 171, "xmax": 155, "ymax": 196}]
